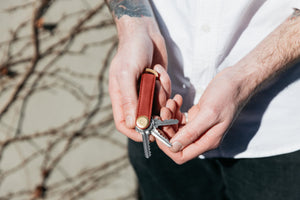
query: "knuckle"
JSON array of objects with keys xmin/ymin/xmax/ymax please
[
  {"xmin": 205, "ymin": 106, "xmax": 217, "ymax": 117},
  {"xmin": 110, "ymin": 59, "xmax": 138, "ymax": 77},
  {"xmin": 174, "ymin": 159, "xmax": 184, "ymax": 165},
  {"xmin": 210, "ymin": 141, "xmax": 221, "ymax": 150},
  {"xmin": 114, "ymin": 123, "xmax": 142, "ymax": 142},
  {"xmin": 121, "ymin": 96, "xmax": 135, "ymax": 109},
  {"xmin": 117, "ymin": 69, "xmax": 131, "ymax": 79},
  {"xmin": 131, "ymin": 136, "xmax": 142, "ymax": 142},
  {"xmin": 173, "ymin": 156, "xmax": 186, "ymax": 165},
  {"xmin": 185, "ymin": 126, "xmax": 199, "ymax": 142},
  {"xmin": 152, "ymin": 33, "xmax": 166, "ymax": 45},
  {"xmin": 166, "ymin": 99, "xmax": 176, "ymax": 111},
  {"xmin": 161, "ymin": 78, "xmax": 171, "ymax": 93},
  {"xmin": 208, "ymin": 135, "xmax": 222, "ymax": 150},
  {"xmin": 203, "ymin": 106, "xmax": 220, "ymax": 122},
  {"xmin": 109, "ymin": 56, "xmax": 122, "ymax": 72},
  {"xmin": 115, "ymin": 126, "xmax": 123, "ymax": 135},
  {"xmin": 114, "ymin": 122, "xmax": 124, "ymax": 133}
]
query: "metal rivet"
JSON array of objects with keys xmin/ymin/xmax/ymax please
[{"xmin": 136, "ymin": 116, "xmax": 150, "ymax": 129}]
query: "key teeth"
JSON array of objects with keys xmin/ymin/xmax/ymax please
[
  {"xmin": 156, "ymin": 130, "xmax": 169, "ymax": 140},
  {"xmin": 145, "ymin": 150, "xmax": 151, "ymax": 159},
  {"xmin": 143, "ymin": 142, "xmax": 151, "ymax": 159},
  {"xmin": 141, "ymin": 132, "xmax": 151, "ymax": 159},
  {"xmin": 151, "ymin": 129, "xmax": 172, "ymax": 147}
]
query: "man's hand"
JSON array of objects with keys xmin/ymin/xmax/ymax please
[
  {"xmin": 157, "ymin": 67, "xmax": 251, "ymax": 164},
  {"xmin": 107, "ymin": 0, "xmax": 169, "ymax": 141},
  {"xmin": 156, "ymin": 10, "xmax": 300, "ymax": 164}
]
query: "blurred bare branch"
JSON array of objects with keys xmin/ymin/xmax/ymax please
[{"xmin": 0, "ymin": 0, "xmax": 135, "ymax": 199}]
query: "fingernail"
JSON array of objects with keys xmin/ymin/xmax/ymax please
[
  {"xmin": 126, "ymin": 115, "xmax": 134, "ymax": 128},
  {"xmin": 170, "ymin": 141, "xmax": 182, "ymax": 152},
  {"xmin": 155, "ymin": 65, "xmax": 162, "ymax": 73}
]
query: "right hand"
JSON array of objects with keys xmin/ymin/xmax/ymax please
[
  {"xmin": 158, "ymin": 67, "xmax": 253, "ymax": 164},
  {"xmin": 109, "ymin": 18, "xmax": 169, "ymax": 141}
]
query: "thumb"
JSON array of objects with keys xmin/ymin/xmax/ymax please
[
  {"xmin": 169, "ymin": 113, "xmax": 214, "ymax": 152},
  {"xmin": 118, "ymin": 72, "xmax": 138, "ymax": 128},
  {"xmin": 154, "ymin": 64, "xmax": 171, "ymax": 98}
]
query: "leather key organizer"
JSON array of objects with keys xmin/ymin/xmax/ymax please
[{"xmin": 135, "ymin": 68, "xmax": 158, "ymax": 130}]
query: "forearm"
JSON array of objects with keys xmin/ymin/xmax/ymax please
[
  {"xmin": 106, "ymin": 0, "xmax": 153, "ymax": 19},
  {"xmin": 229, "ymin": 8, "xmax": 300, "ymax": 103},
  {"xmin": 106, "ymin": 0, "xmax": 159, "ymax": 39}
]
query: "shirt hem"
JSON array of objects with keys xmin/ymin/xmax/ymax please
[{"xmin": 200, "ymin": 145, "xmax": 300, "ymax": 159}]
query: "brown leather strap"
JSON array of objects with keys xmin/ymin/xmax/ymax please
[{"xmin": 136, "ymin": 69, "xmax": 158, "ymax": 130}]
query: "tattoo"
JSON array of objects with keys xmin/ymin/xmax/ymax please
[
  {"xmin": 290, "ymin": 8, "xmax": 300, "ymax": 20},
  {"xmin": 108, "ymin": 0, "xmax": 152, "ymax": 19}
]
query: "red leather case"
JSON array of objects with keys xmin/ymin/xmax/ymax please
[{"xmin": 136, "ymin": 72, "xmax": 156, "ymax": 129}]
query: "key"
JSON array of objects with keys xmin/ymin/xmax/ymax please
[
  {"xmin": 153, "ymin": 118, "xmax": 179, "ymax": 128},
  {"xmin": 136, "ymin": 127, "xmax": 152, "ymax": 158},
  {"xmin": 151, "ymin": 128, "xmax": 172, "ymax": 147},
  {"xmin": 141, "ymin": 130, "xmax": 151, "ymax": 158},
  {"xmin": 150, "ymin": 118, "xmax": 179, "ymax": 147},
  {"xmin": 135, "ymin": 69, "xmax": 158, "ymax": 158}
]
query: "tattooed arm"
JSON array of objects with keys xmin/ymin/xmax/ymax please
[
  {"xmin": 106, "ymin": 0, "xmax": 169, "ymax": 141},
  {"xmin": 157, "ymin": 9, "xmax": 300, "ymax": 164},
  {"xmin": 107, "ymin": 0, "xmax": 153, "ymax": 18}
]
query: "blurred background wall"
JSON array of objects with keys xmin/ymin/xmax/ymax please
[{"xmin": 0, "ymin": 0, "xmax": 137, "ymax": 199}]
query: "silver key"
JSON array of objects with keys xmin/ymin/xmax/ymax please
[
  {"xmin": 141, "ymin": 130, "xmax": 151, "ymax": 158},
  {"xmin": 153, "ymin": 118, "xmax": 179, "ymax": 128},
  {"xmin": 151, "ymin": 128, "xmax": 172, "ymax": 147},
  {"xmin": 136, "ymin": 118, "xmax": 178, "ymax": 158},
  {"xmin": 136, "ymin": 127, "xmax": 152, "ymax": 158},
  {"xmin": 150, "ymin": 118, "xmax": 179, "ymax": 147}
]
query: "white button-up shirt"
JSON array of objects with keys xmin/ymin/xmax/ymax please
[{"xmin": 152, "ymin": 0, "xmax": 300, "ymax": 158}]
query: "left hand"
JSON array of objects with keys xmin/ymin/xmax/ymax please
[
  {"xmin": 108, "ymin": 17, "xmax": 169, "ymax": 142},
  {"xmin": 157, "ymin": 67, "xmax": 252, "ymax": 164}
]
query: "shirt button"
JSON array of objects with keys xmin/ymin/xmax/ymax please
[{"xmin": 201, "ymin": 24, "xmax": 211, "ymax": 33}]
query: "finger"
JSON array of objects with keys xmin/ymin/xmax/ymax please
[
  {"xmin": 153, "ymin": 84, "xmax": 168, "ymax": 114},
  {"xmin": 169, "ymin": 94, "xmax": 187, "ymax": 125},
  {"xmin": 165, "ymin": 98, "xmax": 179, "ymax": 130},
  {"xmin": 181, "ymin": 112, "xmax": 188, "ymax": 125},
  {"xmin": 154, "ymin": 64, "xmax": 171, "ymax": 98},
  {"xmin": 109, "ymin": 77, "xmax": 142, "ymax": 141},
  {"xmin": 187, "ymin": 104, "xmax": 200, "ymax": 122},
  {"xmin": 173, "ymin": 94, "xmax": 184, "ymax": 128},
  {"xmin": 116, "ymin": 70, "xmax": 138, "ymax": 129},
  {"xmin": 153, "ymin": 65, "xmax": 170, "ymax": 114},
  {"xmin": 169, "ymin": 111, "xmax": 218, "ymax": 152},
  {"xmin": 175, "ymin": 123, "xmax": 226, "ymax": 164},
  {"xmin": 152, "ymin": 35, "xmax": 168, "ymax": 68},
  {"xmin": 158, "ymin": 123, "xmax": 225, "ymax": 164},
  {"xmin": 160, "ymin": 106, "xmax": 173, "ymax": 120},
  {"xmin": 165, "ymin": 99, "xmax": 176, "ymax": 117},
  {"xmin": 149, "ymin": 135, "xmax": 155, "ymax": 142},
  {"xmin": 173, "ymin": 94, "xmax": 183, "ymax": 108},
  {"xmin": 160, "ymin": 107, "xmax": 175, "ymax": 138}
]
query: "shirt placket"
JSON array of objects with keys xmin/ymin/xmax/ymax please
[{"xmin": 192, "ymin": 0, "xmax": 222, "ymax": 102}]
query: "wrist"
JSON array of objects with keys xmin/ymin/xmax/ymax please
[
  {"xmin": 116, "ymin": 16, "xmax": 161, "ymax": 41},
  {"xmin": 220, "ymin": 65, "xmax": 260, "ymax": 104}
]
